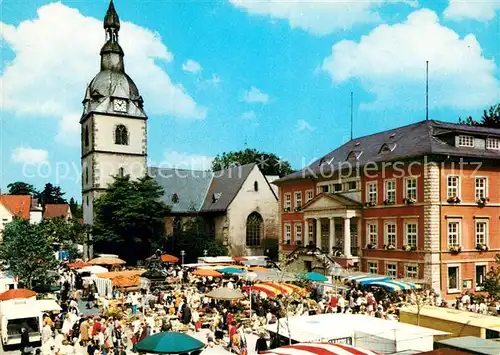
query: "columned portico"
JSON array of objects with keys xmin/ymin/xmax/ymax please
[{"xmin": 343, "ymin": 217, "xmax": 351, "ymax": 258}]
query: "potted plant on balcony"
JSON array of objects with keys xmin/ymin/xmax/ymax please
[
  {"xmin": 403, "ymin": 197, "xmax": 416, "ymax": 205},
  {"xmin": 283, "ymin": 207, "xmax": 291, "ymax": 212},
  {"xmin": 447, "ymin": 196, "xmax": 461, "ymax": 204},
  {"xmin": 285, "ymin": 239, "xmax": 291, "ymax": 245},
  {"xmin": 295, "ymin": 240, "xmax": 302, "ymax": 246},
  {"xmin": 384, "ymin": 244, "xmax": 396, "ymax": 250},
  {"xmin": 403, "ymin": 245, "xmax": 417, "ymax": 251},
  {"xmin": 364, "ymin": 201, "xmax": 376, "ymax": 207},
  {"xmin": 449, "ymin": 245, "xmax": 462, "ymax": 254},
  {"xmin": 477, "ymin": 197, "xmax": 489, "ymax": 207},
  {"xmin": 383, "ymin": 199, "xmax": 395, "ymax": 205},
  {"xmin": 294, "ymin": 206, "xmax": 302, "ymax": 212},
  {"xmin": 476, "ymin": 243, "xmax": 488, "ymax": 251},
  {"xmin": 367, "ymin": 243, "xmax": 376, "ymax": 250}
]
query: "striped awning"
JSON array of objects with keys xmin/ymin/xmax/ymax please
[
  {"xmin": 262, "ymin": 342, "xmax": 378, "ymax": 355},
  {"xmin": 250, "ymin": 282, "xmax": 306, "ymax": 297},
  {"xmin": 344, "ymin": 274, "xmax": 391, "ymax": 284},
  {"xmin": 362, "ymin": 279, "xmax": 421, "ymax": 291}
]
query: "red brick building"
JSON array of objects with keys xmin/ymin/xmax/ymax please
[{"xmin": 273, "ymin": 120, "xmax": 500, "ymax": 298}]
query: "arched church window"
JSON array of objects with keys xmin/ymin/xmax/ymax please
[
  {"xmin": 254, "ymin": 181, "xmax": 259, "ymax": 191},
  {"xmin": 84, "ymin": 126, "xmax": 89, "ymax": 147},
  {"xmin": 115, "ymin": 125, "xmax": 129, "ymax": 145},
  {"xmin": 246, "ymin": 212, "xmax": 263, "ymax": 247},
  {"xmin": 118, "ymin": 167, "xmax": 125, "ymax": 177}
]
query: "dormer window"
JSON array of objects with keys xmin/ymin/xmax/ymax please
[
  {"xmin": 486, "ymin": 138, "xmax": 500, "ymax": 150},
  {"xmin": 212, "ymin": 193, "xmax": 222, "ymax": 203},
  {"xmin": 379, "ymin": 143, "xmax": 397, "ymax": 153},
  {"xmin": 347, "ymin": 151, "xmax": 363, "ymax": 160},
  {"xmin": 457, "ymin": 135, "xmax": 474, "ymax": 147}
]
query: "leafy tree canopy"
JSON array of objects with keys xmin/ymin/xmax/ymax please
[
  {"xmin": 458, "ymin": 103, "xmax": 500, "ymax": 128},
  {"xmin": 92, "ymin": 174, "xmax": 171, "ymax": 264},
  {"xmin": 35, "ymin": 183, "xmax": 67, "ymax": 206},
  {"xmin": 7, "ymin": 181, "xmax": 37, "ymax": 196},
  {"xmin": 69, "ymin": 197, "xmax": 83, "ymax": 219},
  {"xmin": 0, "ymin": 219, "xmax": 58, "ymax": 288},
  {"xmin": 166, "ymin": 216, "xmax": 228, "ymax": 263},
  {"xmin": 483, "ymin": 254, "xmax": 500, "ymax": 301},
  {"xmin": 212, "ymin": 148, "xmax": 294, "ymax": 177}
]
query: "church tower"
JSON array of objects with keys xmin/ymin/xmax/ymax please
[{"xmin": 81, "ymin": 0, "xmax": 147, "ymax": 255}]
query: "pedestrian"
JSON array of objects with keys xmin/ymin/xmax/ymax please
[{"xmin": 255, "ymin": 332, "xmax": 268, "ymax": 354}]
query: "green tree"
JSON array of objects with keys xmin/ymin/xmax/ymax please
[
  {"xmin": 459, "ymin": 103, "xmax": 500, "ymax": 128},
  {"xmin": 35, "ymin": 183, "xmax": 67, "ymax": 206},
  {"xmin": 38, "ymin": 217, "xmax": 87, "ymax": 261},
  {"xmin": 0, "ymin": 219, "xmax": 58, "ymax": 288},
  {"xmin": 92, "ymin": 174, "xmax": 171, "ymax": 264},
  {"xmin": 7, "ymin": 181, "xmax": 38, "ymax": 196},
  {"xmin": 69, "ymin": 197, "xmax": 83, "ymax": 219},
  {"xmin": 167, "ymin": 216, "xmax": 227, "ymax": 263},
  {"xmin": 212, "ymin": 148, "xmax": 294, "ymax": 177},
  {"xmin": 483, "ymin": 254, "xmax": 500, "ymax": 301}
]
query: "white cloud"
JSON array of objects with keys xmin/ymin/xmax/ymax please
[
  {"xmin": 0, "ymin": 3, "xmax": 206, "ymax": 145},
  {"xmin": 322, "ymin": 9, "xmax": 499, "ymax": 111},
  {"xmin": 444, "ymin": 0, "xmax": 500, "ymax": 21},
  {"xmin": 296, "ymin": 119, "xmax": 314, "ymax": 132},
  {"xmin": 182, "ymin": 59, "xmax": 202, "ymax": 73},
  {"xmin": 11, "ymin": 147, "xmax": 49, "ymax": 165},
  {"xmin": 205, "ymin": 74, "xmax": 222, "ymax": 86},
  {"xmin": 241, "ymin": 110, "xmax": 257, "ymax": 119},
  {"xmin": 242, "ymin": 86, "xmax": 270, "ymax": 103},
  {"xmin": 228, "ymin": 0, "xmax": 418, "ymax": 35},
  {"xmin": 162, "ymin": 151, "xmax": 214, "ymax": 171}
]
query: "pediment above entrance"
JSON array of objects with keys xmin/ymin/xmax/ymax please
[{"xmin": 302, "ymin": 193, "xmax": 361, "ymax": 212}]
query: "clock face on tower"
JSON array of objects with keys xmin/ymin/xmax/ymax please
[{"xmin": 113, "ymin": 99, "xmax": 127, "ymax": 112}]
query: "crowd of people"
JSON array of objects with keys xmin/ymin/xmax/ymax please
[{"xmin": 15, "ymin": 261, "xmax": 499, "ymax": 355}]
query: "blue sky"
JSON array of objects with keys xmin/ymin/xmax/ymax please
[{"xmin": 1, "ymin": 0, "xmax": 499, "ymax": 201}]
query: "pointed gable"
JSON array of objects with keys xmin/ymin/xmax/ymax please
[
  {"xmin": 43, "ymin": 204, "xmax": 72, "ymax": 220},
  {"xmin": 303, "ymin": 193, "xmax": 361, "ymax": 211},
  {"xmin": 0, "ymin": 195, "xmax": 31, "ymax": 220}
]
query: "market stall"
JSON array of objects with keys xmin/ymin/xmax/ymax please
[
  {"xmin": 361, "ymin": 279, "xmax": 421, "ymax": 291},
  {"xmin": 262, "ymin": 342, "xmax": 379, "ymax": 355}
]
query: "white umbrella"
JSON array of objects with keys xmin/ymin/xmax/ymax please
[{"xmin": 206, "ymin": 288, "xmax": 245, "ymax": 300}]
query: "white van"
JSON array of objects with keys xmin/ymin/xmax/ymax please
[{"xmin": 0, "ymin": 299, "xmax": 43, "ymax": 347}]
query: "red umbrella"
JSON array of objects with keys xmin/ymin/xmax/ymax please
[
  {"xmin": 232, "ymin": 256, "xmax": 247, "ymax": 262},
  {"xmin": 160, "ymin": 254, "xmax": 179, "ymax": 263},
  {"xmin": 0, "ymin": 288, "xmax": 37, "ymax": 301},
  {"xmin": 68, "ymin": 262, "xmax": 91, "ymax": 269}
]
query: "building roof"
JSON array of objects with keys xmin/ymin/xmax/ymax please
[
  {"xmin": 436, "ymin": 336, "xmax": 500, "ymax": 355},
  {"xmin": 43, "ymin": 204, "xmax": 71, "ymax": 219},
  {"xmin": 399, "ymin": 306, "xmax": 500, "ymax": 330},
  {"xmin": 0, "ymin": 195, "xmax": 31, "ymax": 220},
  {"xmin": 274, "ymin": 120, "xmax": 500, "ymax": 184},
  {"xmin": 418, "ymin": 349, "xmax": 475, "ymax": 355},
  {"xmin": 200, "ymin": 163, "xmax": 256, "ymax": 213}
]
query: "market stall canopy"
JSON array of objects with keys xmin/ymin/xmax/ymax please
[
  {"xmin": 77, "ymin": 265, "xmax": 109, "ymax": 274},
  {"xmin": 96, "ymin": 270, "xmax": 146, "ymax": 279},
  {"xmin": 89, "ymin": 256, "xmax": 126, "ymax": 265},
  {"xmin": 298, "ymin": 272, "xmax": 328, "ymax": 282},
  {"xmin": 344, "ymin": 274, "xmax": 391, "ymax": 284},
  {"xmin": 262, "ymin": 342, "xmax": 379, "ymax": 355},
  {"xmin": 112, "ymin": 274, "xmax": 141, "ymax": 288},
  {"xmin": 232, "ymin": 256, "xmax": 247, "ymax": 262},
  {"xmin": 248, "ymin": 266, "xmax": 268, "ymax": 272},
  {"xmin": 218, "ymin": 267, "xmax": 244, "ymax": 275},
  {"xmin": 192, "ymin": 269, "xmax": 222, "ymax": 277},
  {"xmin": 67, "ymin": 262, "xmax": 91, "ymax": 269},
  {"xmin": 37, "ymin": 299, "xmax": 62, "ymax": 312},
  {"xmin": 363, "ymin": 279, "xmax": 421, "ymax": 291},
  {"xmin": 135, "ymin": 331, "xmax": 205, "ymax": 354},
  {"xmin": 249, "ymin": 282, "xmax": 305, "ymax": 297},
  {"xmin": 0, "ymin": 288, "xmax": 36, "ymax": 301},
  {"xmin": 160, "ymin": 254, "xmax": 179, "ymax": 263},
  {"xmin": 206, "ymin": 287, "xmax": 245, "ymax": 301}
]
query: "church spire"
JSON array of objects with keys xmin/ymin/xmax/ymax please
[{"xmin": 100, "ymin": 0, "xmax": 124, "ymax": 72}]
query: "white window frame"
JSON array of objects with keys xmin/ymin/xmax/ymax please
[
  {"xmin": 284, "ymin": 224, "xmax": 291, "ymax": 242},
  {"xmin": 447, "ymin": 175, "xmax": 460, "ymax": 199},
  {"xmin": 305, "ymin": 190, "xmax": 314, "ymax": 203},
  {"xmin": 294, "ymin": 223, "xmax": 303, "ymax": 243},
  {"xmin": 447, "ymin": 219, "xmax": 461, "ymax": 247},
  {"xmin": 404, "ymin": 221, "xmax": 418, "ymax": 248},
  {"xmin": 405, "ymin": 264, "xmax": 418, "ymax": 279},
  {"xmin": 475, "ymin": 263, "xmax": 487, "ymax": 291},
  {"xmin": 475, "ymin": 219, "xmax": 488, "ymax": 246},
  {"xmin": 384, "ymin": 221, "xmax": 397, "ymax": 246},
  {"xmin": 284, "ymin": 193, "xmax": 291, "ymax": 210},
  {"xmin": 386, "ymin": 263, "xmax": 397, "ymax": 277},
  {"xmin": 366, "ymin": 182, "xmax": 377, "ymax": 204},
  {"xmin": 474, "ymin": 177, "xmax": 487, "ymax": 201},
  {"xmin": 347, "ymin": 181, "xmax": 358, "ymax": 191},
  {"xmin": 405, "ymin": 177, "xmax": 417, "ymax": 201},
  {"xmin": 368, "ymin": 261, "xmax": 378, "ymax": 274},
  {"xmin": 308, "ymin": 223, "xmax": 314, "ymax": 241},
  {"xmin": 384, "ymin": 179, "xmax": 396, "ymax": 202},
  {"xmin": 367, "ymin": 222, "xmax": 378, "ymax": 246},
  {"xmin": 333, "ymin": 183, "xmax": 343, "ymax": 193},
  {"xmin": 294, "ymin": 192, "xmax": 302, "ymax": 209},
  {"xmin": 447, "ymin": 264, "xmax": 461, "ymax": 293},
  {"xmin": 458, "ymin": 135, "xmax": 474, "ymax": 147},
  {"xmin": 486, "ymin": 137, "xmax": 500, "ymax": 150}
]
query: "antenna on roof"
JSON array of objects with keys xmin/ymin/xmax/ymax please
[
  {"xmin": 350, "ymin": 92, "xmax": 354, "ymax": 140},
  {"xmin": 426, "ymin": 60, "xmax": 429, "ymax": 121}
]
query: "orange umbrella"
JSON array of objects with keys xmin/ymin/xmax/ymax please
[
  {"xmin": 0, "ymin": 288, "xmax": 36, "ymax": 301},
  {"xmin": 160, "ymin": 254, "xmax": 179, "ymax": 263},
  {"xmin": 192, "ymin": 269, "xmax": 222, "ymax": 277},
  {"xmin": 248, "ymin": 266, "xmax": 268, "ymax": 272},
  {"xmin": 112, "ymin": 274, "xmax": 141, "ymax": 288}
]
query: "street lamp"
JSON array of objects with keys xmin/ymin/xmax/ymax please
[{"xmin": 181, "ymin": 250, "xmax": 185, "ymax": 266}]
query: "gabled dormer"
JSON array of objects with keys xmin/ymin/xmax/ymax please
[
  {"xmin": 347, "ymin": 150, "xmax": 363, "ymax": 160},
  {"xmin": 379, "ymin": 143, "xmax": 397, "ymax": 153}
]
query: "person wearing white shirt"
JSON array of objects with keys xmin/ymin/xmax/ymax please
[{"xmin": 227, "ymin": 281, "xmax": 234, "ymax": 289}]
